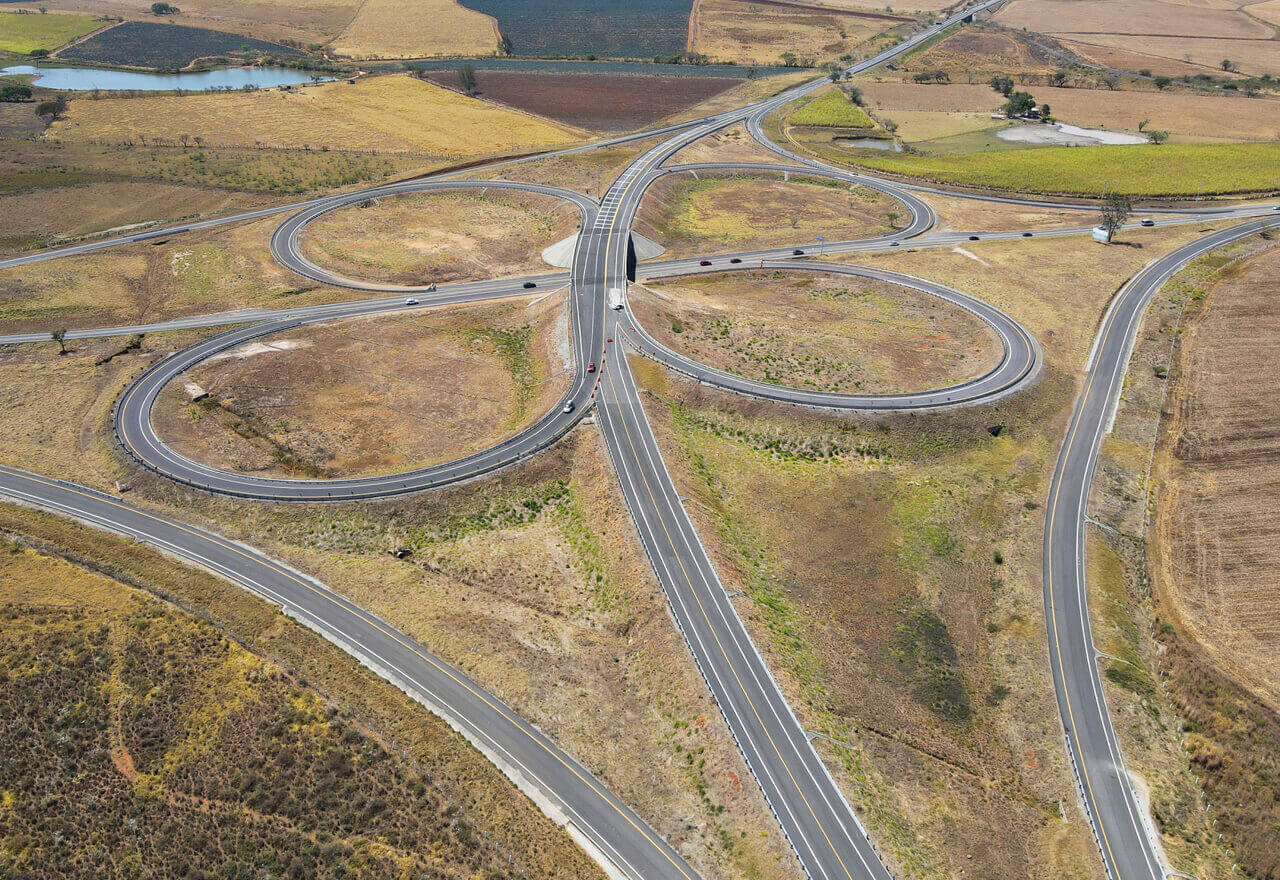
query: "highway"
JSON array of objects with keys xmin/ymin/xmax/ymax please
[
  {"xmin": 1, "ymin": 0, "xmax": 1272, "ymax": 876},
  {"xmin": 0, "ymin": 463, "xmax": 699, "ymax": 880}
]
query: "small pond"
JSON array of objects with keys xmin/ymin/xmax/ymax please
[
  {"xmin": 834, "ymin": 137, "xmax": 903, "ymax": 152},
  {"xmin": 1, "ymin": 65, "xmax": 329, "ymax": 92}
]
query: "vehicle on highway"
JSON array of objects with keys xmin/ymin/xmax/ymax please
[
  {"xmin": 699, "ymin": 259, "xmax": 712, "ymax": 266},
  {"xmin": 729, "ymin": 257, "xmax": 742, "ymax": 263},
  {"xmin": 968, "ymin": 235, "xmax": 980, "ymax": 241},
  {"xmin": 793, "ymin": 248, "xmax": 805, "ymax": 255},
  {"xmin": 889, "ymin": 241, "xmax": 900, "ymax": 247},
  {"xmin": 426, "ymin": 282, "xmax": 438, "ymax": 291},
  {"xmin": 523, "ymin": 281, "xmax": 537, "ymax": 289},
  {"xmin": 563, "ymin": 401, "xmax": 575, "ymax": 413},
  {"xmin": 404, "ymin": 298, "xmax": 418, "ymax": 305},
  {"xmin": 608, "ymin": 287, "xmax": 625, "ymax": 310},
  {"xmin": 1140, "ymin": 218, "xmax": 1155, "ymax": 227},
  {"xmin": 587, "ymin": 361, "xmax": 596, "ymax": 373},
  {"xmin": 1092, "ymin": 225, "xmax": 1113, "ymax": 243},
  {"xmin": 1022, "ymin": 232, "xmax": 1033, "ymax": 237}
]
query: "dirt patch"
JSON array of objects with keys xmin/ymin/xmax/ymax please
[
  {"xmin": 633, "ymin": 269, "xmax": 1002, "ymax": 394},
  {"xmin": 422, "ymin": 70, "xmax": 743, "ymax": 132},
  {"xmin": 636, "ymin": 172, "xmax": 903, "ymax": 258},
  {"xmin": 300, "ymin": 189, "xmax": 578, "ymax": 285},
  {"xmin": 152, "ymin": 296, "xmax": 570, "ymax": 479}
]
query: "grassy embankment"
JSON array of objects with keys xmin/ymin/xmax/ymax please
[{"xmin": 789, "ymin": 89, "xmax": 876, "ymax": 128}]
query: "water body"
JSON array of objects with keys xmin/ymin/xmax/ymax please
[
  {"xmin": 0, "ymin": 65, "xmax": 327, "ymax": 92},
  {"xmin": 997, "ymin": 122, "xmax": 1147, "ymax": 146},
  {"xmin": 835, "ymin": 137, "xmax": 903, "ymax": 151},
  {"xmin": 458, "ymin": 0, "xmax": 694, "ymax": 58},
  {"xmin": 397, "ymin": 57, "xmax": 777, "ymax": 78}
]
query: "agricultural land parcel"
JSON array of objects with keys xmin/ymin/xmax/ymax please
[
  {"xmin": 0, "ymin": 10, "xmax": 100, "ymax": 54},
  {"xmin": 790, "ymin": 87, "xmax": 876, "ymax": 128},
  {"xmin": 690, "ymin": 0, "xmax": 906, "ymax": 65},
  {"xmin": 46, "ymin": 74, "xmax": 582, "ymax": 155},
  {"xmin": 456, "ymin": 0, "xmax": 691, "ymax": 58},
  {"xmin": 420, "ymin": 70, "xmax": 745, "ymax": 132},
  {"xmin": 992, "ymin": 0, "xmax": 1280, "ymax": 75},
  {"xmin": 59, "ymin": 21, "xmax": 300, "ymax": 69}
]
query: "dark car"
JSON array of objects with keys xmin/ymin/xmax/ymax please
[
  {"xmin": 587, "ymin": 362, "xmax": 596, "ymax": 373},
  {"xmin": 792, "ymin": 248, "xmax": 805, "ymax": 255},
  {"xmin": 699, "ymin": 259, "xmax": 712, "ymax": 266},
  {"xmin": 523, "ymin": 281, "xmax": 537, "ymax": 289},
  {"xmin": 889, "ymin": 241, "xmax": 900, "ymax": 247},
  {"xmin": 1021, "ymin": 231, "xmax": 1033, "ymax": 237},
  {"xmin": 729, "ymin": 257, "xmax": 742, "ymax": 264},
  {"xmin": 968, "ymin": 235, "xmax": 980, "ymax": 241}
]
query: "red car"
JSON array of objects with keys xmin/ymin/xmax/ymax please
[
  {"xmin": 699, "ymin": 259, "xmax": 712, "ymax": 266},
  {"xmin": 587, "ymin": 362, "xmax": 596, "ymax": 373}
]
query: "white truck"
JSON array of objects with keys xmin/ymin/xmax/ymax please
[{"xmin": 608, "ymin": 287, "xmax": 626, "ymax": 310}]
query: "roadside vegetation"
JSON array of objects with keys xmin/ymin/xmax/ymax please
[{"xmin": 790, "ymin": 88, "xmax": 876, "ymax": 128}]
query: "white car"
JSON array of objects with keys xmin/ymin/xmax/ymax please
[
  {"xmin": 404, "ymin": 298, "xmax": 419, "ymax": 305},
  {"xmin": 562, "ymin": 402, "xmax": 575, "ymax": 414},
  {"xmin": 1140, "ymin": 218, "xmax": 1155, "ymax": 227}
]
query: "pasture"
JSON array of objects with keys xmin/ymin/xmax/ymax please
[
  {"xmin": 790, "ymin": 88, "xmax": 876, "ymax": 128},
  {"xmin": 0, "ymin": 10, "xmax": 100, "ymax": 54}
]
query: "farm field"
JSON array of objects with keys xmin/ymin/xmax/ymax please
[
  {"xmin": 895, "ymin": 27, "xmax": 1053, "ymax": 83},
  {"xmin": 857, "ymin": 82, "xmax": 1280, "ymax": 143},
  {"xmin": 0, "ymin": 10, "xmax": 100, "ymax": 54},
  {"xmin": 851, "ymin": 141, "xmax": 1280, "ymax": 195},
  {"xmin": 636, "ymin": 172, "xmax": 903, "ymax": 257},
  {"xmin": 421, "ymin": 70, "xmax": 743, "ymax": 131},
  {"xmin": 331, "ymin": 0, "xmax": 496, "ymax": 58},
  {"xmin": 59, "ymin": 20, "xmax": 299, "ymax": 68},
  {"xmin": 632, "ymin": 269, "xmax": 1001, "ymax": 394},
  {"xmin": 47, "ymin": 74, "xmax": 582, "ymax": 155},
  {"xmin": 458, "ymin": 0, "xmax": 692, "ymax": 58},
  {"xmin": 152, "ymin": 297, "xmax": 569, "ymax": 478},
  {"xmin": 992, "ymin": 0, "xmax": 1280, "ymax": 75},
  {"xmin": 690, "ymin": 0, "xmax": 902, "ymax": 66},
  {"xmin": 301, "ymin": 189, "xmax": 579, "ymax": 284},
  {"xmin": 0, "ymin": 541, "xmax": 572, "ymax": 880}
]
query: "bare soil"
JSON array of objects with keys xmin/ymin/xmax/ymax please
[
  {"xmin": 633, "ymin": 270, "xmax": 1002, "ymax": 394},
  {"xmin": 422, "ymin": 70, "xmax": 744, "ymax": 132}
]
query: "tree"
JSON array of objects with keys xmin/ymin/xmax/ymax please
[
  {"xmin": 1153, "ymin": 75, "xmax": 1172, "ymax": 90},
  {"xmin": 35, "ymin": 93, "xmax": 67, "ymax": 120},
  {"xmin": 1221, "ymin": 58, "xmax": 1236, "ymax": 72},
  {"xmin": 1137, "ymin": 117, "xmax": 1149, "ymax": 132},
  {"xmin": 843, "ymin": 84, "xmax": 863, "ymax": 106},
  {"xmin": 1100, "ymin": 193, "xmax": 1132, "ymax": 241},
  {"xmin": 824, "ymin": 60, "xmax": 843, "ymax": 82},
  {"xmin": 1050, "ymin": 68, "xmax": 1070, "ymax": 87},
  {"xmin": 1147, "ymin": 129, "xmax": 1168, "ymax": 144},
  {"xmin": 1039, "ymin": 102, "xmax": 1051, "ymax": 119},
  {"xmin": 456, "ymin": 63, "xmax": 477, "ymax": 94},
  {"xmin": 1099, "ymin": 74, "xmax": 1119, "ymax": 90},
  {"xmin": 51, "ymin": 327, "xmax": 67, "ymax": 355},
  {"xmin": 28, "ymin": 48, "xmax": 49, "ymax": 58},
  {"xmin": 1002, "ymin": 90, "xmax": 1036, "ymax": 117},
  {"xmin": 990, "ymin": 73, "xmax": 1014, "ymax": 96},
  {"xmin": 779, "ymin": 51, "xmax": 799, "ymax": 67},
  {"xmin": 0, "ymin": 84, "xmax": 32, "ymax": 102},
  {"xmin": 150, "ymin": 1, "xmax": 179, "ymax": 13}
]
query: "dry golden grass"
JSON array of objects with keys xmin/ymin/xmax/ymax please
[
  {"xmin": 633, "ymin": 270, "xmax": 1001, "ymax": 393},
  {"xmin": 993, "ymin": 0, "xmax": 1280, "ymax": 74},
  {"xmin": 301, "ymin": 189, "xmax": 577, "ymax": 284},
  {"xmin": 875, "ymin": 110, "xmax": 992, "ymax": 143},
  {"xmin": 859, "ymin": 82, "xmax": 1280, "ymax": 141},
  {"xmin": 36, "ymin": 0, "xmax": 359, "ymax": 46},
  {"xmin": 920, "ymin": 192, "xmax": 1097, "ymax": 233},
  {"xmin": 331, "ymin": 0, "xmax": 497, "ymax": 58},
  {"xmin": 152, "ymin": 296, "xmax": 570, "ymax": 478},
  {"xmin": 1056, "ymin": 40, "xmax": 1231, "ymax": 78},
  {"xmin": 690, "ymin": 0, "xmax": 893, "ymax": 65},
  {"xmin": 49, "ymin": 75, "xmax": 581, "ymax": 156},
  {"xmin": 0, "ymin": 181, "xmax": 268, "ymax": 255},
  {"xmin": 1153, "ymin": 244, "xmax": 1280, "ymax": 708}
]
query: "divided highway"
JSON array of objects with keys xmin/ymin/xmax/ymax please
[{"xmin": 2, "ymin": 0, "xmax": 1271, "ymax": 877}]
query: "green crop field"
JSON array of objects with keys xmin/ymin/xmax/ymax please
[
  {"xmin": 790, "ymin": 89, "xmax": 875, "ymax": 129},
  {"xmin": 0, "ymin": 11, "xmax": 100, "ymax": 55},
  {"xmin": 854, "ymin": 142, "xmax": 1280, "ymax": 196}
]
